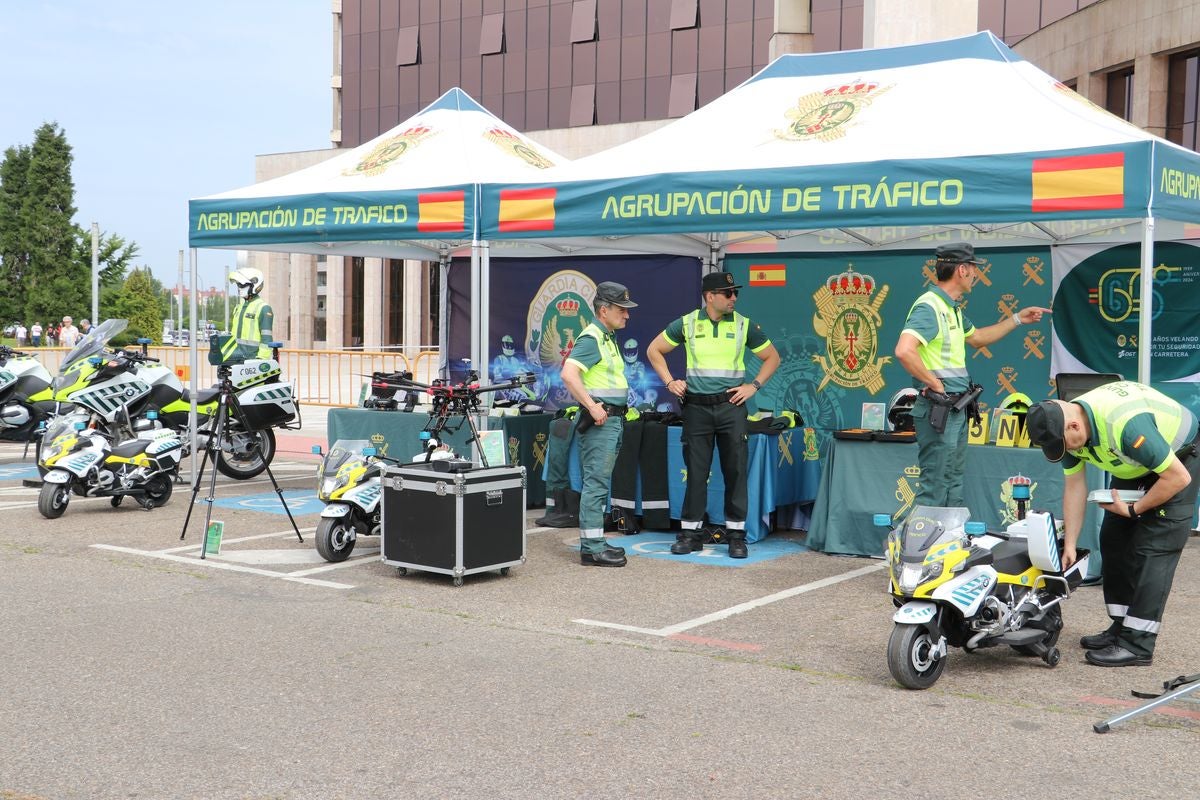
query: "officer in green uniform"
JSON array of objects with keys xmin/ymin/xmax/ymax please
[
  {"xmin": 647, "ymin": 271, "xmax": 780, "ymax": 559},
  {"xmin": 560, "ymin": 281, "xmax": 638, "ymax": 567},
  {"xmin": 221, "ymin": 267, "xmax": 275, "ymax": 363},
  {"xmin": 1027, "ymin": 383, "xmax": 1200, "ymax": 667},
  {"xmin": 895, "ymin": 243, "xmax": 1050, "ymax": 508}
]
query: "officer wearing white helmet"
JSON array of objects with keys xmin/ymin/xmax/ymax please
[{"xmin": 221, "ymin": 267, "xmax": 274, "ymax": 362}]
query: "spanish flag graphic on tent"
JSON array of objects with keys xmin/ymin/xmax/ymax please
[
  {"xmin": 498, "ymin": 187, "xmax": 557, "ymax": 232},
  {"xmin": 1031, "ymin": 152, "xmax": 1125, "ymax": 213},
  {"xmin": 748, "ymin": 264, "xmax": 787, "ymax": 287},
  {"xmin": 417, "ymin": 190, "xmax": 466, "ymax": 232}
]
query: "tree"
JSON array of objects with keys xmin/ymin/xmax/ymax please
[{"xmin": 112, "ymin": 267, "xmax": 163, "ymax": 344}]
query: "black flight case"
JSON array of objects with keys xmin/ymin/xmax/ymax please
[{"xmin": 380, "ymin": 462, "xmax": 526, "ymax": 586}]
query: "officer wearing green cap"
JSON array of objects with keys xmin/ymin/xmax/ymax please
[
  {"xmin": 1027, "ymin": 382, "xmax": 1200, "ymax": 667},
  {"xmin": 560, "ymin": 281, "xmax": 638, "ymax": 567},
  {"xmin": 894, "ymin": 242, "xmax": 1050, "ymax": 508},
  {"xmin": 647, "ymin": 270, "xmax": 780, "ymax": 558}
]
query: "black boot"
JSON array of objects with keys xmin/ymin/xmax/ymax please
[
  {"xmin": 670, "ymin": 532, "xmax": 702, "ymax": 555},
  {"xmin": 727, "ymin": 534, "xmax": 748, "ymax": 559}
]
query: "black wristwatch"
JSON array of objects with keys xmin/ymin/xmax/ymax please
[{"xmin": 1127, "ymin": 502, "xmax": 1139, "ymax": 520}]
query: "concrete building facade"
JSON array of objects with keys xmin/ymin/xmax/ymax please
[{"xmin": 255, "ymin": 0, "xmax": 1200, "ymax": 353}]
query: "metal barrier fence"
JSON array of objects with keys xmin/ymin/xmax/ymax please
[{"xmin": 23, "ymin": 346, "xmax": 442, "ymax": 408}]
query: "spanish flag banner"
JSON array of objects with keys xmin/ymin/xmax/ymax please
[
  {"xmin": 1031, "ymin": 152, "xmax": 1125, "ymax": 213},
  {"xmin": 417, "ymin": 190, "xmax": 466, "ymax": 232},
  {"xmin": 498, "ymin": 187, "xmax": 557, "ymax": 232},
  {"xmin": 748, "ymin": 264, "xmax": 787, "ymax": 287}
]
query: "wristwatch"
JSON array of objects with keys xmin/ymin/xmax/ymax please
[
  {"xmin": 751, "ymin": 379, "xmax": 762, "ymax": 390},
  {"xmin": 1127, "ymin": 502, "xmax": 1139, "ymax": 520}
]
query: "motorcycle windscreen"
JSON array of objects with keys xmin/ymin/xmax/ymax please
[{"xmin": 900, "ymin": 506, "xmax": 972, "ymax": 559}]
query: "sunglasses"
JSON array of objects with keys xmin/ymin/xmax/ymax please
[{"xmin": 717, "ymin": 288, "xmax": 739, "ymax": 298}]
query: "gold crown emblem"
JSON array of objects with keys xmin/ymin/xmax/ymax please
[{"xmin": 556, "ymin": 298, "xmax": 580, "ymax": 316}]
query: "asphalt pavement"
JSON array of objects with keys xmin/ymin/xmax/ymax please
[{"xmin": 3, "ymin": 415, "xmax": 1200, "ymax": 799}]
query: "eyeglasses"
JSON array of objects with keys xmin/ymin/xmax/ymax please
[{"xmin": 718, "ymin": 289, "xmax": 739, "ymax": 299}]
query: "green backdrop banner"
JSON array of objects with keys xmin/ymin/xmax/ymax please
[{"xmin": 726, "ymin": 246, "xmax": 1055, "ymax": 439}]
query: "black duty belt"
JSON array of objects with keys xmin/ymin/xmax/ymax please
[{"xmin": 683, "ymin": 392, "xmax": 729, "ymax": 406}]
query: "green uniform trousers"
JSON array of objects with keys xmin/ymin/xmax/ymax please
[
  {"xmin": 910, "ymin": 395, "xmax": 970, "ymax": 508},
  {"xmin": 577, "ymin": 415, "xmax": 624, "ymax": 550},
  {"xmin": 1099, "ymin": 442, "xmax": 1200, "ymax": 657},
  {"xmin": 681, "ymin": 399, "xmax": 748, "ymax": 532}
]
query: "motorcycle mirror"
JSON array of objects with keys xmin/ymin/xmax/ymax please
[
  {"xmin": 872, "ymin": 514, "xmax": 892, "ymax": 528},
  {"xmin": 965, "ymin": 521, "xmax": 987, "ymax": 536},
  {"xmin": 311, "ymin": 445, "xmax": 323, "ymax": 455}
]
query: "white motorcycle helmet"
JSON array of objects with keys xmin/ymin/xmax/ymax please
[{"xmin": 229, "ymin": 267, "xmax": 265, "ymax": 300}]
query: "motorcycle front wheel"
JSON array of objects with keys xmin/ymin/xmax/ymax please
[
  {"xmin": 38, "ymin": 481, "xmax": 71, "ymax": 519},
  {"xmin": 215, "ymin": 428, "xmax": 276, "ymax": 480},
  {"xmin": 315, "ymin": 516, "xmax": 356, "ymax": 562},
  {"xmin": 887, "ymin": 623, "xmax": 947, "ymax": 690}
]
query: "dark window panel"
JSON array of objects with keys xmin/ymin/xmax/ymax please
[
  {"xmin": 668, "ymin": 72, "xmax": 697, "ymax": 117},
  {"xmin": 647, "ymin": 0, "xmax": 671, "ymax": 31},
  {"xmin": 344, "ymin": 0, "xmax": 361, "ymax": 32},
  {"xmin": 726, "ymin": 21, "xmax": 752, "ymax": 69},
  {"xmin": 526, "ymin": 87, "xmax": 549, "ymax": 129},
  {"xmin": 482, "ymin": 53, "xmax": 505, "ymax": 94},
  {"xmin": 646, "ymin": 74, "xmax": 670, "ymax": 118},
  {"xmin": 621, "ymin": 0, "xmax": 645, "ymax": 35},
  {"xmin": 597, "ymin": 37, "xmax": 621, "ymax": 82},
  {"xmin": 441, "ymin": 57, "xmax": 461, "ymax": 88},
  {"xmin": 672, "ymin": 27, "xmax": 698, "ymax": 74},
  {"xmin": 548, "ymin": 85, "xmax": 572, "ymax": 127},
  {"xmin": 463, "ymin": 0, "xmax": 482, "ymax": 16},
  {"xmin": 573, "ymin": 40, "xmax": 597, "ymax": 83},
  {"xmin": 697, "ymin": 24, "xmax": 725, "ymax": 72},
  {"xmin": 569, "ymin": 83, "xmax": 595, "ymax": 126},
  {"xmin": 549, "ymin": 45, "xmax": 572, "ymax": 87},
  {"xmin": 725, "ymin": 65, "xmax": 751, "ymax": 92},
  {"xmin": 527, "ymin": 47, "xmax": 550, "ymax": 89},
  {"xmin": 380, "ymin": 59, "xmax": 398, "ymax": 103},
  {"xmin": 441, "ymin": 18, "xmax": 461, "ymax": 59},
  {"xmin": 698, "ymin": 0, "xmax": 724, "ymax": 26},
  {"xmin": 363, "ymin": 29, "xmax": 381, "ymax": 66},
  {"xmin": 380, "ymin": 105, "xmax": 400, "ymax": 131},
  {"xmin": 481, "ymin": 12, "xmax": 505, "ymax": 54},
  {"xmin": 419, "ymin": 65, "xmax": 442, "ymax": 104},
  {"xmin": 381, "ymin": 1, "xmax": 399, "ymax": 30},
  {"xmin": 670, "ymin": 0, "xmax": 698, "ymax": 30},
  {"xmin": 503, "ymin": 92, "xmax": 527, "ymax": 128},
  {"xmin": 570, "ymin": 0, "xmax": 597, "ymax": 42},
  {"xmin": 550, "ymin": 0, "xmax": 572, "ymax": 42},
  {"xmin": 597, "ymin": 0, "xmax": 621, "ymax": 38},
  {"xmin": 752, "ymin": 16, "xmax": 772, "ymax": 70},
  {"xmin": 621, "ymin": 34, "xmax": 645, "ymax": 80},
  {"xmin": 505, "ymin": 51, "xmax": 527, "ymax": 92},
  {"xmin": 619, "ymin": 78, "xmax": 645, "ymax": 122},
  {"xmin": 440, "ymin": 0, "xmax": 462, "ymax": 20},
  {"xmin": 362, "ymin": 0, "xmax": 380, "ymax": 32},
  {"xmin": 528, "ymin": 4, "xmax": 550, "ymax": 42},
  {"xmin": 841, "ymin": 4, "xmax": 863, "ymax": 50},
  {"xmin": 697, "ymin": 68, "xmax": 724, "ymax": 107},
  {"xmin": 596, "ymin": 80, "xmax": 620, "ymax": 124},
  {"xmin": 421, "ymin": 22, "xmax": 442, "ymax": 60},
  {"xmin": 400, "ymin": 2, "xmax": 419, "ymax": 26},
  {"xmin": 646, "ymin": 31, "xmax": 671, "ymax": 77},
  {"xmin": 421, "ymin": 0, "xmax": 440, "ymax": 21},
  {"xmin": 398, "ymin": 64, "xmax": 420, "ymax": 103}
]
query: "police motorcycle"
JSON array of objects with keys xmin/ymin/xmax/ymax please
[
  {"xmin": 878, "ymin": 481, "xmax": 1090, "ymax": 689},
  {"xmin": 0, "ymin": 344, "xmax": 56, "ymax": 444},
  {"xmin": 36, "ymin": 407, "xmax": 184, "ymax": 518}
]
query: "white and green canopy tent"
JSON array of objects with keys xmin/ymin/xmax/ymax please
[{"xmin": 479, "ymin": 32, "xmax": 1200, "ymax": 381}]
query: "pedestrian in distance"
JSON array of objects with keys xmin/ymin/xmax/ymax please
[
  {"xmin": 1027, "ymin": 382, "xmax": 1200, "ymax": 667},
  {"xmin": 646, "ymin": 270, "xmax": 780, "ymax": 559}
]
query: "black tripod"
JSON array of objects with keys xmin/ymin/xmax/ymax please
[{"xmin": 179, "ymin": 363, "xmax": 303, "ymax": 558}]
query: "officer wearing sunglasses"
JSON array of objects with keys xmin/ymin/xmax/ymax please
[{"xmin": 646, "ymin": 271, "xmax": 780, "ymax": 558}]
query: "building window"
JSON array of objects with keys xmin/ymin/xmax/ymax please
[
  {"xmin": 1106, "ymin": 66, "xmax": 1134, "ymax": 122},
  {"xmin": 480, "ymin": 13, "xmax": 505, "ymax": 56},
  {"xmin": 570, "ymin": 0, "xmax": 597, "ymax": 43},
  {"xmin": 397, "ymin": 26, "xmax": 420, "ymax": 66},
  {"xmin": 670, "ymin": 0, "xmax": 698, "ymax": 31},
  {"xmin": 1168, "ymin": 50, "xmax": 1200, "ymax": 152}
]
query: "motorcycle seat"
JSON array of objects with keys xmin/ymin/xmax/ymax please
[{"xmin": 110, "ymin": 439, "xmax": 151, "ymax": 459}]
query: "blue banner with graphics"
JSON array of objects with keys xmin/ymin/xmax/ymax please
[
  {"xmin": 726, "ymin": 247, "xmax": 1056, "ymax": 440},
  {"xmin": 448, "ymin": 255, "xmax": 701, "ymax": 411}
]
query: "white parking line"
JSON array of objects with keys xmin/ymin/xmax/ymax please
[
  {"xmin": 574, "ymin": 562, "xmax": 886, "ymax": 636},
  {"xmin": 91, "ymin": 544, "xmax": 355, "ymax": 589}
]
